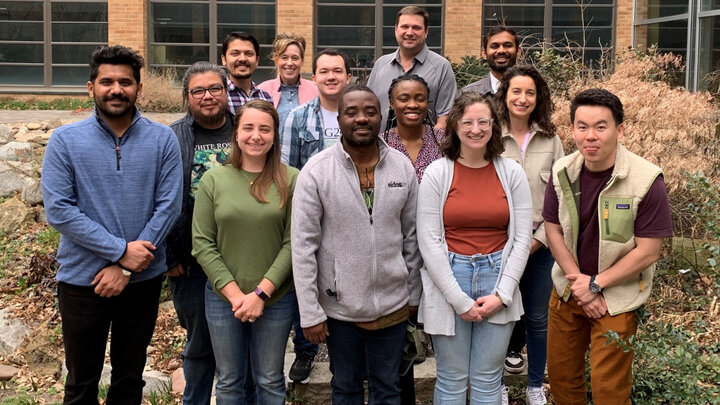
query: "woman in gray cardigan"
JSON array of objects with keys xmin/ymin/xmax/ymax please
[{"xmin": 417, "ymin": 92, "xmax": 533, "ymax": 404}]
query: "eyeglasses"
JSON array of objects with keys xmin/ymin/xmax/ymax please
[
  {"xmin": 459, "ymin": 118, "xmax": 493, "ymax": 131},
  {"xmin": 188, "ymin": 85, "xmax": 225, "ymax": 99}
]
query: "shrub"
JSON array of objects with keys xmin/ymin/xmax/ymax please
[
  {"xmin": 137, "ymin": 68, "xmax": 183, "ymax": 113},
  {"xmin": 450, "ymin": 55, "xmax": 489, "ymax": 89},
  {"xmin": 682, "ymin": 173, "xmax": 720, "ymax": 278}
]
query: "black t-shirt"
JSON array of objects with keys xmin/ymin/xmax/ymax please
[
  {"xmin": 542, "ymin": 165, "xmax": 673, "ymax": 275},
  {"xmin": 190, "ymin": 118, "xmax": 234, "ymax": 200}
]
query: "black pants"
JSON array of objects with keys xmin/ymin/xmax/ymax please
[{"xmin": 59, "ymin": 276, "xmax": 162, "ymax": 405}]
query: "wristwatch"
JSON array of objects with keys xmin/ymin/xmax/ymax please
[
  {"xmin": 120, "ymin": 268, "xmax": 132, "ymax": 277},
  {"xmin": 254, "ymin": 286, "xmax": 271, "ymax": 302},
  {"xmin": 589, "ymin": 275, "xmax": 603, "ymax": 294}
]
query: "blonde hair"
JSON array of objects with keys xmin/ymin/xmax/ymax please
[{"xmin": 269, "ymin": 32, "xmax": 306, "ymax": 62}]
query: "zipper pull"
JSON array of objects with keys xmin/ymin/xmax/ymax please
[
  {"xmin": 115, "ymin": 145, "xmax": 121, "ymax": 170},
  {"xmin": 369, "ymin": 208, "xmax": 373, "ymax": 225},
  {"xmin": 603, "ymin": 201, "xmax": 610, "ymax": 235}
]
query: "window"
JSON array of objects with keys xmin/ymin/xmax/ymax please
[
  {"xmin": 148, "ymin": 0, "xmax": 276, "ymax": 82},
  {"xmin": 483, "ymin": 0, "xmax": 615, "ymax": 64},
  {"xmin": 0, "ymin": 0, "xmax": 107, "ymax": 87},
  {"xmin": 315, "ymin": 0, "xmax": 443, "ymax": 76}
]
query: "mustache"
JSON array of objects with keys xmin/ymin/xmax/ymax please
[{"xmin": 103, "ymin": 95, "xmax": 130, "ymax": 102}]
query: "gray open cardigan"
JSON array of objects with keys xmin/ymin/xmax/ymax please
[{"xmin": 416, "ymin": 156, "xmax": 533, "ymax": 336}]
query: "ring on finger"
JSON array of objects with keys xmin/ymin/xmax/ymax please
[{"xmin": 249, "ymin": 318, "xmax": 256, "ymax": 322}]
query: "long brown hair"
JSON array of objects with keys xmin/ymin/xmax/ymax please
[
  {"xmin": 228, "ymin": 100, "xmax": 290, "ymax": 207},
  {"xmin": 441, "ymin": 92, "xmax": 504, "ymax": 161},
  {"xmin": 496, "ymin": 65, "xmax": 556, "ymax": 138}
]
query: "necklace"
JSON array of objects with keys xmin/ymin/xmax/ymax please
[{"xmin": 240, "ymin": 169, "xmax": 256, "ymax": 185}]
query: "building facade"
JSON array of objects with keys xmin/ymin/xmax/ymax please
[{"xmin": 0, "ymin": 0, "xmax": 717, "ymax": 93}]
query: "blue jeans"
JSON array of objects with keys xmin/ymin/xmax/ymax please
[
  {"xmin": 325, "ymin": 317, "xmax": 407, "ymax": 405},
  {"xmin": 205, "ymin": 283, "xmax": 295, "ymax": 405},
  {"xmin": 518, "ymin": 247, "xmax": 555, "ymax": 387},
  {"xmin": 292, "ymin": 304, "xmax": 319, "ymax": 358},
  {"xmin": 432, "ymin": 251, "xmax": 515, "ymax": 405}
]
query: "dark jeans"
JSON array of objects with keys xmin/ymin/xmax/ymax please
[
  {"xmin": 58, "ymin": 276, "xmax": 162, "ymax": 405},
  {"xmin": 326, "ymin": 317, "xmax": 406, "ymax": 405},
  {"xmin": 168, "ymin": 267, "xmax": 216, "ymax": 405}
]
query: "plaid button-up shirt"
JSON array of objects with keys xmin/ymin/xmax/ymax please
[
  {"xmin": 226, "ymin": 77, "xmax": 273, "ymax": 114},
  {"xmin": 280, "ymin": 96, "xmax": 326, "ymax": 170}
]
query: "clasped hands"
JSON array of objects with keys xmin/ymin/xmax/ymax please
[
  {"xmin": 92, "ymin": 240, "xmax": 155, "ymax": 297},
  {"xmin": 229, "ymin": 292, "xmax": 265, "ymax": 323},
  {"xmin": 567, "ymin": 273, "xmax": 608, "ymax": 319},
  {"xmin": 460, "ymin": 294, "xmax": 504, "ymax": 322}
]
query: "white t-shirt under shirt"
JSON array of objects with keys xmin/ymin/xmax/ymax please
[{"xmin": 321, "ymin": 106, "xmax": 341, "ymax": 149}]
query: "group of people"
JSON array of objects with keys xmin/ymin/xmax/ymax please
[{"xmin": 40, "ymin": 5, "xmax": 673, "ymax": 405}]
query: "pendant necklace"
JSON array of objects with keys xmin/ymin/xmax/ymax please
[{"xmin": 241, "ymin": 169, "xmax": 255, "ymax": 185}]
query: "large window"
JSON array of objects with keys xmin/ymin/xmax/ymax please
[
  {"xmin": 315, "ymin": 1, "xmax": 443, "ymax": 76},
  {"xmin": 149, "ymin": 0, "xmax": 276, "ymax": 82},
  {"xmin": 0, "ymin": 0, "xmax": 107, "ymax": 87},
  {"xmin": 483, "ymin": 0, "xmax": 615, "ymax": 64}
]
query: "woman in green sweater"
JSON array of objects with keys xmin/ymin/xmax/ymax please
[{"xmin": 192, "ymin": 99, "xmax": 299, "ymax": 405}]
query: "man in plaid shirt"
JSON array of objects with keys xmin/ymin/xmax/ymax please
[{"xmin": 221, "ymin": 31, "xmax": 272, "ymax": 114}]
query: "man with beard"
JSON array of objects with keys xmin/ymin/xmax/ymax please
[
  {"xmin": 463, "ymin": 26, "xmax": 521, "ymax": 96},
  {"xmin": 42, "ymin": 45, "xmax": 183, "ymax": 404},
  {"xmin": 166, "ymin": 61, "xmax": 256, "ymax": 405},
  {"xmin": 221, "ymin": 31, "xmax": 273, "ymax": 114},
  {"xmin": 291, "ymin": 85, "xmax": 422, "ymax": 405},
  {"xmin": 368, "ymin": 6, "xmax": 456, "ymax": 131}
]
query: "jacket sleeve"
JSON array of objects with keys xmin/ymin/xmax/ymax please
[
  {"xmin": 532, "ymin": 135, "xmax": 565, "ymax": 248},
  {"xmin": 291, "ymin": 166, "xmax": 328, "ymax": 327},
  {"xmin": 41, "ymin": 131, "xmax": 127, "ymax": 262},
  {"xmin": 137, "ymin": 129, "xmax": 183, "ymax": 247},
  {"xmin": 416, "ymin": 161, "xmax": 475, "ymax": 315},
  {"xmin": 400, "ymin": 164, "xmax": 423, "ymax": 306},
  {"xmin": 495, "ymin": 160, "xmax": 533, "ymax": 307}
]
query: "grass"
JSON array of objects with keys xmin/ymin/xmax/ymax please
[{"xmin": 0, "ymin": 98, "xmax": 94, "ymax": 111}]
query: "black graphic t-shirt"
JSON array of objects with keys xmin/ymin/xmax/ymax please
[{"xmin": 191, "ymin": 118, "xmax": 233, "ymax": 200}]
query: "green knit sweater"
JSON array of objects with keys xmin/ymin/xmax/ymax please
[{"xmin": 192, "ymin": 164, "xmax": 298, "ymax": 306}]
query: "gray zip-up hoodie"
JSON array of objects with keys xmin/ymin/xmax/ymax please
[{"xmin": 291, "ymin": 139, "xmax": 422, "ymax": 328}]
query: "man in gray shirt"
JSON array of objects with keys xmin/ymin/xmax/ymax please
[
  {"xmin": 367, "ymin": 6, "xmax": 456, "ymax": 132},
  {"xmin": 463, "ymin": 26, "xmax": 521, "ymax": 96}
]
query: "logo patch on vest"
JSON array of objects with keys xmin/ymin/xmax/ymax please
[
  {"xmin": 387, "ymin": 181, "xmax": 405, "ymax": 188},
  {"xmin": 616, "ymin": 203, "xmax": 630, "ymax": 210}
]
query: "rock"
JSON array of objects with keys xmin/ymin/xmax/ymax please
[
  {"xmin": 171, "ymin": 367, "xmax": 185, "ymax": 394},
  {"xmin": 167, "ymin": 359, "xmax": 181, "ymax": 370},
  {"xmin": 0, "ymin": 197, "xmax": 35, "ymax": 234},
  {"xmin": 26, "ymin": 122, "xmax": 42, "ymax": 130},
  {"xmin": 146, "ymin": 345, "xmax": 156, "ymax": 354},
  {"xmin": 143, "ymin": 370, "xmax": 171, "ymax": 397},
  {"xmin": 0, "ymin": 124, "xmax": 12, "ymax": 144},
  {"xmin": 0, "ymin": 172, "xmax": 25, "ymax": 197},
  {"xmin": 0, "ymin": 308, "xmax": 30, "ymax": 357},
  {"xmin": 0, "ymin": 364, "xmax": 20, "ymax": 381},
  {"xmin": 0, "ymin": 141, "xmax": 34, "ymax": 162},
  {"xmin": 21, "ymin": 333, "xmax": 62, "ymax": 378},
  {"xmin": 15, "ymin": 127, "xmax": 27, "ymax": 137},
  {"xmin": 35, "ymin": 207, "xmax": 47, "ymax": 224},
  {"xmin": 21, "ymin": 178, "xmax": 43, "ymax": 205}
]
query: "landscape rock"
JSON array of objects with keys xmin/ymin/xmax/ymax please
[
  {"xmin": 0, "ymin": 308, "xmax": 30, "ymax": 357},
  {"xmin": 0, "ymin": 364, "xmax": 20, "ymax": 381},
  {"xmin": 171, "ymin": 367, "xmax": 185, "ymax": 394},
  {"xmin": 35, "ymin": 207, "xmax": 47, "ymax": 224},
  {"xmin": 14, "ymin": 130, "xmax": 49, "ymax": 144},
  {"xmin": 0, "ymin": 141, "xmax": 34, "ymax": 162},
  {"xmin": 0, "ymin": 197, "xmax": 35, "ymax": 234},
  {"xmin": 0, "ymin": 172, "xmax": 25, "ymax": 197},
  {"xmin": 25, "ymin": 122, "xmax": 42, "ymax": 131},
  {"xmin": 0, "ymin": 124, "xmax": 12, "ymax": 144},
  {"xmin": 21, "ymin": 332, "xmax": 62, "ymax": 378},
  {"xmin": 21, "ymin": 178, "xmax": 43, "ymax": 205}
]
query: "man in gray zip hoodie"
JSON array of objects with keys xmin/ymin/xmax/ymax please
[{"xmin": 291, "ymin": 84, "xmax": 422, "ymax": 405}]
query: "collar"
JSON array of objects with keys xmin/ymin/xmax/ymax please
[
  {"xmin": 392, "ymin": 45, "xmax": 430, "ymax": 67},
  {"xmin": 490, "ymin": 74, "xmax": 501, "ymax": 93},
  {"xmin": 333, "ymin": 137, "xmax": 390, "ymax": 168},
  {"xmin": 501, "ymin": 122, "xmax": 543, "ymax": 139},
  {"xmin": 271, "ymin": 75, "xmax": 303, "ymax": 91},
  {"xmin": 226, "ymin": 77, "xmax": 259, "ymax": 96},
  {"xmin": 94, "ymin": 107, "xmax": 142, "ymax": 132}
]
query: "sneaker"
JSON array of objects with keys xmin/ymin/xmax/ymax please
[
  {"xmin": 289, "ymin": 353, "xmax": 314, "ymax": 384},
  {"xmin": 504, "ymin": 351, "xmax": 525, "ymax": 373},
  {"xmin": 501, "ymin": 385, "xmax": 510, "ymax": 405},
  {"xmin": 526, "ymin": 386, "xmax": 547, "ymax": 405}
]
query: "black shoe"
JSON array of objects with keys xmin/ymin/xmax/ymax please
[
  {"xmin": 289, "ymin": 353, "xmax": 314, "ymax": 383},
  {"xmin": 504, "ymin": 351, "xmax": 525, "ymax": 373}
]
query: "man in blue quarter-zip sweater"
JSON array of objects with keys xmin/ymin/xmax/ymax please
[{"xmin": 42, "ymin": 45, "xmax": 183, "ymax": 405}]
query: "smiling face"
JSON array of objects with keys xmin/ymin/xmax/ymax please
[
  {"xmin": 221, "ymin": 39, "xmax": 259, "ymax": 81},
  {"xmin": 313, "ymin": 54, "xmax": 351, "ymax": 100},
  {"xmin": 339, "ymin": 90, "xmax": 382, "ymax": 148},
  {"xmin": 572, "ymin": 105, "xmax": 624, "ymax": 172},
  {"xmin": 482, "ymin": 31, "xmax": 519, "ymax": 73},
  {"xmin": 395, "ymin": 14, "xmax": 428, "ymax": 55},
  {"xmin": 390, "ymin": 80, "xmax": 428, "ymax": 129},
  {"xmin": 187, "ymin": 71, "xmax": 227, "ymax": 128},
  {"xmin": 236, "ymin": 107, "xmax": 275, "ymax": 161},
  {"xmin": 505, "ymin": 75, "xmax": 537, "ymax": 121},
  {"xmin": 457, "ymin": 102, "xmax": 494, "ymax": 155},
  {"xmin": 277, "ymin": 44, "xmax": 303, "ymax": 85},
  {"xmin": 88, "ymin": 64, "xmax": 142, "ymax": 121}
]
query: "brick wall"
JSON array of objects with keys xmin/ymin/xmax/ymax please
[
  {"xmin": 616, "ymin": 0, "xmax": 635, "ymax": 52},
  {"xmin": 107, "ymin": 0, "xmax": 147, "ymax": 60},
  {"xmin": 444, "ymin": 0, "xmax": 484, "ymax": 63},
  {"xmin": 277, "ymin": 0, "xmax": 314, "ymax": 75}
]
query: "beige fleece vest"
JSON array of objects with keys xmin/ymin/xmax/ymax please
[{"xmin": 550, "ymin": 144, "xmax": 662, "ymax": 315}]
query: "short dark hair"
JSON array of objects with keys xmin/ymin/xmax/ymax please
[
  {"xmin": 496, "ymin": 65, "xmax": 556, "ymax": 138},
  {"xmin": 181, "ymin": 61, "xmax": 228, "ymax": 105},
  {"xmin": 385, "ymin": 73, "xmax": 431, "ymax": 130},
  {"xmin": 312, "ymin": 48, "xmax": 351, "ymax": 75},
  {"xmin": 338, "ymin": 84, "xmax": 378, "ymax": 113},
  {"xmin": 483, "ymin": 26, "xmax": 520, "ymax": 51},
  {"xmin": 442, "ymin": 92, "xmax": 504, "ymax": 161},
  {"xmin": 89, "ymin": 45, "xmax": 144, "ymax": 83},
  {"xmin": 222, "ymin": 31, "xmax": 260, "ymax": 57},
  {"xmin": 570, "ymin": 88, "xmax": 624, "ymax": 125},
  {"xmin": 396, "ymin": 6, "xmax": 429, "ymax": 29}
]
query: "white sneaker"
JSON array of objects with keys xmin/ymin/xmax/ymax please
[
  {"xmin": 526, "ymin": 386, "xmax": 547, "ymax": 405},
  {"xmin": 501, "ymin": 385, "xmax": 510, "ymax": 405}
]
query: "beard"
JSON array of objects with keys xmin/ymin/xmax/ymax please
[
  {"xmin": 487, "ymin": 53, "xmax": 517, "ymax": 73},
  {"xmin": 95, "ymin": 94, "xmax": 135, "ymax": 119},
  {"xmin": 193, "ymin": 109, "xmax": 227, "ymax": 129}
]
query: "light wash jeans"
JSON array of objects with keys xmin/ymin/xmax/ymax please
[
  {"xmin": 432, "ymin": 250, "xmax": 515, "ymax": 405},
  {"xmin": 205, "ymin": 283, "xmax": 295, "ymax": 405}
]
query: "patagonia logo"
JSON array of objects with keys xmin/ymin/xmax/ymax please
[
  {"xmin": 616, "ymin": 203, "xmax": 631, "ymax": 210},
  {"xmin": 387, "ymin": 181, "xmax": 405, "ymax": 188}
]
